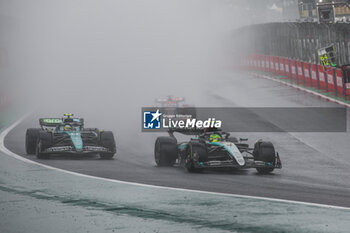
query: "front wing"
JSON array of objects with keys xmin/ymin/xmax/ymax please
[
  {"xmin": 42, "ymin": 145, "xmax": 113, "ymax": 154},
  {"xmin": 191, "ymin": 154, "xmax": 282, "ymax": 169}
]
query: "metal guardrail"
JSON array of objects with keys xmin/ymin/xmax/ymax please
[{"xmin": 235, "ymin": 22, "xmax": 350, "ymax": 66}]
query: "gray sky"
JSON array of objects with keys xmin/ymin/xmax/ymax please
[{"xmin": 0, "ymin": 0, "xmax": 295, "ymax": 130}]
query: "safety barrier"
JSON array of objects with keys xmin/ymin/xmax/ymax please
[
  {"xmin": 234, "ymin": 22, "xmax": 350, "ymax": 66},
  {"xmin": 241, "ymin": 55, "xmax": 350, "ymax": 101}
]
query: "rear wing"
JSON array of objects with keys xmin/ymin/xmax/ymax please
[
  {"xmin": 63, "ymin": 117, "xmax": 84, "ymax": 125},
  {"xmin": 39, "ymin": 118, "xmax": 84, "ymax": 127},
  {"xmin": 168, "ymin": 127, "xmax": 224, "ymax": 137},
  {"xmin": 39, "ymin": 118, "xmax": 63, "ymax": 127},
  {"xmin": 168, "ymin": 128, "xmax": 205, "ymax": 136}
]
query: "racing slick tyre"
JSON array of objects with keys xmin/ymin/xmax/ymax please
[
  {"xmin": 36, "ymin": 131, "xmax": 52, "ymax": 159},
  {"xmin": 100, "ymin": 131, "xmax": 116, "ymax": 159},
  {"xmin": 185, "ymin": 142, "xmax": 207, "ymax": 173},
  {"xmin": 227, "ymin": 137, "xmax": 239, "ymax": 143},
  {"xmin": 253, "ymin": 141, "xmax": 276, "ymax": 174},
  {"xmin": 154, "ymin": 137, "xmax": 177, "ymax": 166},
  {"xmin": 25, "ymin": 128, "xmax": 40, "ymax": 155}
]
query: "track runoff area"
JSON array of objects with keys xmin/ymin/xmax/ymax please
[{"xmin": 2, "ymin": 72, "xmax": 350, "ymax": 232}]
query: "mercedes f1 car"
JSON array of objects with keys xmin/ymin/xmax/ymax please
[
  {"xmin": 25, "ymin": 114, "xmax": 116, "ymax": 159},
  {"xmin": 154, "ymin": 129, "xmax": 282, "ymax": 174}
]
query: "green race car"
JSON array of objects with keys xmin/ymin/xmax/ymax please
[{"xmin": 25, "ymin": 114, "xmax": 116, "ymax": 159}]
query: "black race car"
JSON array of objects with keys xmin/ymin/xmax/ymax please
[{"xmin": 154, "ymin": 128, "xmax": 282, "ymax": 174}]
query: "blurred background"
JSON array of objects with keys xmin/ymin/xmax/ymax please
[{"xmin": 0, "ymin": 0, "xmax": 300, "ymax": 133}]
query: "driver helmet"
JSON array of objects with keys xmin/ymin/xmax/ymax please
[
  {"xmin": 64, "ymin": 125, "xmax": 72, "ymax": 131},
  {"xmin": 209, "ymin": 133, "xmax": 221, "ymax": 142}
]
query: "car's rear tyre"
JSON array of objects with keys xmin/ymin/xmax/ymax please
[
  {"xmin": 36, "ymin": 131, "xmax": 52, "ymax": 159},
  {"xmin": 100, "ymin": 131, "xmax": 116, "ymax": 159},
  {"xmin": 253, "ymin": 141, "xmax": 276, "ymax": 174},
  {"xmin": 185, "ymin": 142, "xmax": 207, "ymax": 173},
  {"xmin": 154, "ymin": 137, "xmax": 177, "ymax": 166},
  {"xmin": 26, "ymin": 128, "xmax": 41, "ymax": 155}
]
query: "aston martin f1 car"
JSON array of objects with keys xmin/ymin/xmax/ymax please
[
  {"xmin": 154, "ymin": 129, "xmax": 282, "ymax": 174},
  {"xmin": 25, "ymin": 114, "xmax": 116, "ymax": 159}
]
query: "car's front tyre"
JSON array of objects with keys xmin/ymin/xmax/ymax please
[
  {"xmin": 36, "ymin": 131, "xmax": 52, "ymax": 159},
  {"xmin": 100, "ymin": 131, "xmax": 116, "ymax": 159},
  {"xmin": 253, "ymin": 141, "xmax": 276, "ymax": 174},
  {"xmin": 185, "ymin": 142, "xmax": 207, "ymax": 173}
]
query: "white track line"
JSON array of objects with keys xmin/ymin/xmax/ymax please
[
  {"xmin": 250, "ymin": 72, "xmax": 350, "ymax": 108},
  {"xmin": 1, "ymin": 115, "xmax": 350, "ymax": 211}
]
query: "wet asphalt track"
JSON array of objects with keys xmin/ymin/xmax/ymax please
[{"xmin": 4, "ymin": 72, "xmax": 350, "ymax": 207}]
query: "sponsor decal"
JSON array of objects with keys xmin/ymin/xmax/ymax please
[
  {"xmin": 319, "ymin": 72, "xmax": 325, "ymax": 81},
  {"xmin": 312, "ymin": 70, "xmax": 316, "ymax": 80},
  {"xmin": 298, "ymin": 66, "xmax": 302, "ymax": 75},
  {"xmin": 43, "ymin": 118, "xmax": 62, "ymax": 124},
  {"xmin": 327, "ymin": 74, "xmax": 334, "ymax": 84},
  {"xmin": 292, "ymin": 65, "xmax": 296, "ymax": 74},
  {"xmin": 337, "ymin": 76, "xmax": 343, "ymax": 87},
  {"xmin": 46, "ymin": 146, "xmax": 72, "ymax": 152},
  {"xmin": 84, "ymin": 146, "xmax": 108, "ymax": 152},
  {"xmin": 45, "ymin": 146, "xmax": 108, "ymax": 152},
  {"xmin": 305, "ymin": 69, "xmax": 310, "ymax": 77}
]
